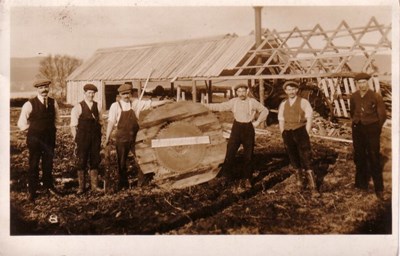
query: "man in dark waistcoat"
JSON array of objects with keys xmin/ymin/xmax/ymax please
[
  {"xmin": 350, "ymin": 73, "xmax": 387, "ymax": 200},
  {"xmin": 17, "ymin": 79, "xmax": 62, "ymax": 202},
  {"xmin": 70, "ymin": 84, "xmax": 103, "ymax": 194},
  {"xmin": 278, "ymin": 81, "xmax": 318, "ymax": 194}
]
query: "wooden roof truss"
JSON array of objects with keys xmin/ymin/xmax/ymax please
[{"xmin": 228, "ymin": 16, "xmax": 391, "ymax": 78}]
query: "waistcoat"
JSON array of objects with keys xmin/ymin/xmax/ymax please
[
  {"xmin": 77, "ymin": 101, "xmax": 101, "ymax": 132},
  {"xmin": 283, "ymin": 97, "xmax": 306, "ymax": 130},
  {"xmin": 28, "ymin": 96, "xmax": 55, "ymax": 134}
]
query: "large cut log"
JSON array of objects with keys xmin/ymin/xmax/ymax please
[{"xmin": 136, "ymin": 101, "xmax": 227, "ymax": 189}]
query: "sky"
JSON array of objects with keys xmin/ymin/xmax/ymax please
[{"xmin": 7, "ymin": 2, "xmax": 394, "ymax": 61}]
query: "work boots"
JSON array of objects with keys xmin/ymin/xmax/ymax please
[
  {"xmin": 89, "ymin": 169, "xmax": 103, "ymax": 193},
  {"xmin": 295, "ymin": 169, "xmax": 307, "ymax": 190},
  {"xmin": 77, "ymin": 170, "xmax": 86, "ymax": 195},
  {"xmin": 305, "ymin": 169, "xmax": 319, "ymax": 195}
]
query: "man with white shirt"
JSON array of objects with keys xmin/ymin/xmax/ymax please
[
  {"xmin": 278, "ymin": 81, "xmax": 317, "ymax": 193},
  {"xmin": 206, "ymin": 84, "xmax": 269, "ymax": 190},
  {"xmin": 70, "ymin": 84, "xmax": 103, "ymax": 194},
  {"xmin": 17, "ymin": 79, "xmax": 62, "ymax": 202},
  {"xmin": 104, "ymin": 83, "xmax": 167, "ymax": 190}
]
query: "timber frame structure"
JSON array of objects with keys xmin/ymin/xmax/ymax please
[
  {"xmin": 67, "ymin": 16, "xmax": 391, "ymax": 118},
  {"xmin": 215, "ymin": 16, "xmax": 391, "ymax": 80},
  {"xmin": 195, "ymin": 16, "xmax": 392, "ymax": 118}
]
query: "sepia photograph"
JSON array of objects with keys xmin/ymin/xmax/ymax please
[{"xmin": 1, "ymin": 0, "xmax": 399, "ymax": 255}]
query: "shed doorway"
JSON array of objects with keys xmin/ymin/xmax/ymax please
[{"xmin": 104, "ymin": 82, "xmax": 134, "ymax": 110}]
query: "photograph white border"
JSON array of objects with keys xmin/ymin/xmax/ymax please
[{"xmin": 1, "ymin": 0, "xmax": 398, "ymax": 255}]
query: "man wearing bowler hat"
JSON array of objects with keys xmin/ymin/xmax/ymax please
[
  {"xmin": 70, "ymin": 83, "xmax": 103, "ymax": 194},
  {"xmin": 105, "ymin": 83, "xmax": 167, "ymax": 190},
  {"xmin": 350, "ymin": 73, "xmax": 387, "ymax": 200},
  {"xmin": 278, "ymin": 80, "xmax": 317, "ymax": 194},
  {"xmin": 17, "ymin": 79, "xmax": 62, "ymax": 202}
]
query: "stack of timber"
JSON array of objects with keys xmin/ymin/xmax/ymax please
[
  {"xmin": 380, "ymin": 81, "xmax": 392, "ymax": 119},
  {"xmin": 311, "ymin": 112, "xmax": 353, "ymax": 141},
  {"xmin": 135, "ymin": 101, "xmax": 227, "ymax": 189}
]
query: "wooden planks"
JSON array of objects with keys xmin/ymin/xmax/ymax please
[{"xmin": 318, "ymin": 76, "xmax": 382, "ymax": 119}]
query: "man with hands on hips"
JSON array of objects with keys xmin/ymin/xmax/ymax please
[
  {"xmin": 205, "ymin": 83, "xmax": 269, "ymax": 190},
  {"xmin": 278, "ymin": 80, "xmax": 317, "ymax": 194}
]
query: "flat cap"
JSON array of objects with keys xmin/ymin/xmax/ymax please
[
  {"xmin": 83, "ymin": 83, "xmax": 98, "ymax": 92},
  {"xmin": 33, "ymin": 79, "xmax": 51, "ymax": 88},
  {"xmin": 118, "ymin": 83, "xmax": 133, "ymax": 93},
  {"xmin": 234, "ymin": 83, "xmax": 248, "ymax": 90},
  {"xmin": 282, "ymin": 81, "xmax": 299, "ymax": 90},
  {"xmin": 131, "ymin": 83, "xmax": 140, "ymax": 90},
  {"xmin": 354, "ymin": 73, "xmax": 371, "ymax": 81}
]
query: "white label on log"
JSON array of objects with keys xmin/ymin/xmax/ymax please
[{"xmin": 151, "ymin": 136, "xmax": 210, "ymax": 148}]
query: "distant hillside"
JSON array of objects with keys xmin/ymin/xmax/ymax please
[
  {"xmin": 10, "ymin": 57, "xmax": 45, "ymax": 92},
  {"xmin": 9, "ymin": 54, "xmax": 391, "ymax": 95}
]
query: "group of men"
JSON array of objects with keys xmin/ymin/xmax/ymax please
[
  {"xmin": 206, "ymin": 81, "xmax": 317, "ymax": 193},
  {"xmin": 18, "ymin": 81, "xmax": 166, "ymax": 201},
  {"xmin": 207, "ymin": 73, "xmax": 386, "ymax": 198},
  {"xmin": 17, "ymin": 72, "xmax": 387, "ymax": 202}
]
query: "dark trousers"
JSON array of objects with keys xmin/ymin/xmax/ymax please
[
  {"xmin": 223, "ymin": 120, "xmax": 255, "ymax": 179},
  {"xmin": 352, "ymin": 121, "xmax": 383, "ymax": 192},
  {"xmin": 282, "ymin": 126, "xmax": 312, "ymax": 170},
  {"xmin": 116, "ymin": 140, "xmax": 134, "ymax": 187},
  {"xmin": 76, "ymin": 131, "xmax": 101, "ymax": 170},
  {"xmin": 27, "ymin": 131, "xmax": 56, "ymax": 194}
]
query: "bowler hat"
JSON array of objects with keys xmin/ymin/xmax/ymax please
[
  {"xmin": 33, "ymin": 79, "xmax": 51, "ymax": 88},
  {"xmin": 282, "ymin": 81, "xmax": 299, "ymax": 90},
  {"xmin": 118, "ymin": 83, "xmax": 133, "ymax": 93},
  {"xmin": 234, "ymin": 84, "xmax": 248, "ymax": 90},
  {"xmin": 354, "ymin": 73, "xmax": 371, "ymax": 81},
  {"xmin": 83, "ymin": 83, "xmax": 98, "ymax": 92}
]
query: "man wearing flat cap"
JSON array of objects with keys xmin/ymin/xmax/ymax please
[
  {"xmin": 205, "ymin": 83, "xmax": 269, "ymax": 191},
  {"xmin": 350, "ymin": 73, "xmax": 387, "ymax": 200},
  {"xmin": 18, "ymin": 79, "xmax": 62, "ymax": 201},
  {"xmin": 105, "ymin": 83, "xmax": 168, "ymax": 190},
  {"xmin": 70, "ymin": 83, "xmax": 103, "ymax": 194},
  {"xmin": 278, "ymin": 80, "xmax": 317, "ymax": 194}
]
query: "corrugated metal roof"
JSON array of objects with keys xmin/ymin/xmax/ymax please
[{"xmin": 67, "ymin": 35, "xmax": 255, "ymax": 81}]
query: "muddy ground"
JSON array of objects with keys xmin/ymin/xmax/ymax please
[{"xmin": 9, "ymin": 108, "xmax": 392, "ymax": 235}]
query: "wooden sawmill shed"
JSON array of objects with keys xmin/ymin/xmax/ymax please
[
  {"xmin": 66, "ymin": 34, "xmax": 255, "ymax": 110},
  {"xmin": 66, "ymin": 16, "xmax": 392, "ymax": 118}
]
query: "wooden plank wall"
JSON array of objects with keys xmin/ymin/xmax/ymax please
[
  {"xmin": 318, "ymin": 77, "xmax": 381, "ymax": 118},
  {"xmin": 66, "ymin": 81, "xmax": 104, "ymax": 109}
]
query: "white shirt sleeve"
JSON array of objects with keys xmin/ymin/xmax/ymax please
[
  {"xmin": 70, "ymin": 104, "xmax": 82, "ymax": 127},
  {"xmin": 301, "ymin": 98, "xmax": 313, "ymax": 118},
  {"xmin": 17, "ymin": 101, "xmax": 32, "ymax": 131},
  {"xmin": 107, "ymin": 102, "xmax": 119, "ymax": 124},
  {"xmin": 133, "ymin": 99, "xmax": 152, "ymax": 112},
  {"xmin": 53, "ymin": 100, "xmax": 61, "ymax": 126},
  {"xmin": 277, "ymin": 100, "xmax": 286, "ymax": 121},
  {"xmin": 131, "ymin": 99, "xmax": 152, "ymax": 118},
  {"xmin": 207, "ymin": 98, "xmax": 235, "ymax": 112}
]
